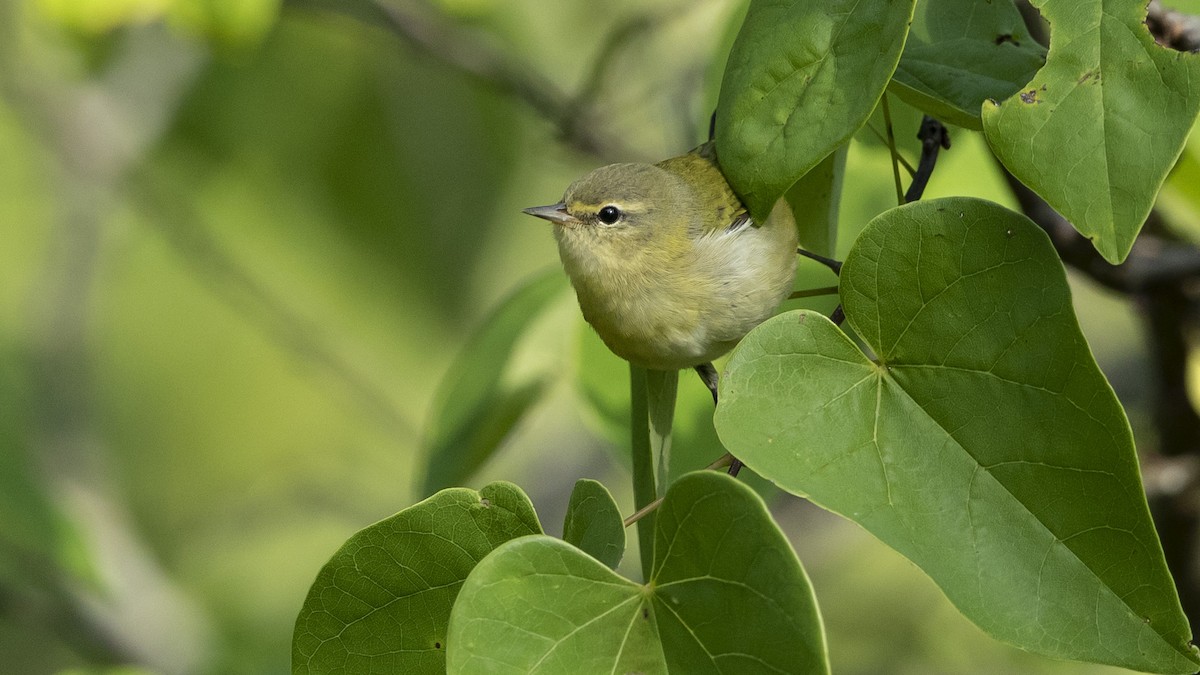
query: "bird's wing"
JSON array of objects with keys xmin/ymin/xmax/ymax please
[{"xmin": 654, "ymin": 142, "xmax": 751, "ymax": 236}]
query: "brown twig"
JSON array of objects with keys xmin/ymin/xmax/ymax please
[
  {"xmin": 1001, "ymin": 173, "xmax": 1200, "ymax": 293},
  {"xmin": 347, "ymin": 0, "xmax": 644, "ymax": 162},
  {"xmin": 623, "ymin": 453, "xmax": 734, "ymax": 527}
]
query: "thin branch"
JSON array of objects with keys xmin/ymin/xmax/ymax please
[
  {"xmin": 880, "ymin": 94, "xmax": 906, "ymax": 206},
  {"xmin": 343, "ymin": 0, "xmax": 644, "ymax": 162},
  {"xmin": 623, "ymin": 453, "xmax": 734, "ymax": 527},
  {"xmin": 797, "ymin": 249, "xmax": 843, "ymax": 275},
  {"xmin": 864, "ymin": 121, "xmax": 917, "ymax": 176},
  {"xmin": 788, "ymin": 285, "xmax": 840, "ymax": 300}
]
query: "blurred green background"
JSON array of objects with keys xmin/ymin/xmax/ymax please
[{"xmin": 2, "ymin": 0, "xmax": 1197, "ymax": 673}]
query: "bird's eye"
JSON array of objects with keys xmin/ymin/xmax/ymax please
[{"xmin": 597, "ymin": 205, "xmax": 622, "ymax": 225}]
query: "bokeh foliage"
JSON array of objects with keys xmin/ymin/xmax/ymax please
[{"xmin": 3, "ymin": 0, "xmax": 1199, "ymax": 673}]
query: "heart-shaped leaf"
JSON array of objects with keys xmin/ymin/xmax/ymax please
[
  {"xmin": 293, "ymin": 482, "xmax": 542, "ymax": 674},
  {"xmin": 890, "ymin": 0, "xmax": 1046, "ymax": 129},
  {"xmin": 562, "ymin": 479, "xmax": 624, "ymax": 571},
  {"xmin": 715, "ymin": 0, "xmax": 916, "ymax": 221},
  {"xmin": 981, "ymin": 0, "xmax": 1200, "ymax": 263},
  {"xmin": 715, "ymin": 197, "xmax": 1199, "ymax": 673},
  {"xmin": 447, "ymin": 471, "xmax": 827, "ymax": 674}
]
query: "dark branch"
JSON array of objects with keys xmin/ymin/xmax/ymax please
[
  {"xmin": 1000, "ymin": 172, "xmax": 1200, "ymax": 293},
  {"xmin": 797, "ymin": 248, "xmax": 843, "ymax": 275},
  {"xmin": 904, "ymin": 116, "xmax": 950, "ymax": 203}
]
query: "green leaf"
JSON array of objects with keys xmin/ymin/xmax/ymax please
[
  {"xmin": 562, "ymin": 479, "xmax": 625, "ymax": 570},
  {"xmin": 715, "ymin": 0, "xmax": 917, "ymax": 220},
  {"xmin": 786, "ymin": 145, "xmax": 847, "ymax": 258},
  {"xmin": 890, "ymin": 0, "xmax": 1046, "ymax": 130},
  {"xmin": 981, "ymin": 0, "xmax": 1200, "ymax": 263},
  {"xmin": 422, "ymin": 270, "xmax": 567, "ymax": 493},
  {"xmin": 649, "ymin": 471, "xmax": 827, "ymax": 674},
  {"xmin": 292, "ymin": 481, "xmax": 542, "ymax": 674},
  {"xmin": 716, "ymin": 197, "xmax": 1199, "ymax": 673},
  {"xmin": 446, "ymin": 471, "xmax": 827, "ymax": 675}
]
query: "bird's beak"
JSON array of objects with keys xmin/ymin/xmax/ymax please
[{"xmin": 522, "ymin": 202, "xmax": 574, "ymax": 225}]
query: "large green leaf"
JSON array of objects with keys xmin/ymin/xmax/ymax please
[
  {"xmin": 981, "ymin": 0, "xmax": 1200, "ymax": 263},
  {"xmin": 715, "ymin": 0, "xmax": 916, "ymax": 220},
  {"xmin": 422, "ymin": 270, "xmax": 567, "ymax": 494},
  {"xmin": 562, "ymin": 479, "xmax": 625, "ymax": 571},
  {"xmin": 446, "ymin": 471, "xmax": 827, "ymax": 674},
  {"xmin": 890, "ymin": 0, "xmax": 1046, "ymax": 130},
  {"xmin": 292, "ymin": 482, "xmax": 542, "ymax": 674},
  {"xmin": 715, "ymin": 197, "xmax": 1199, "ymax": 673}
]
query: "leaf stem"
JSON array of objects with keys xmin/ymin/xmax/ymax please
[
  {"xmin": 880, "ymin": 94, "xmax": 905, "ymax": 207},
  {"xmin": 623, "ymin": 453, "xmax": 734, "ymax": 528},
  {"xmin": 788, "ymin": 285, "xmax": 840, "ymax": 300},
  {"xmin": 865, "ymin": 122, "xmax": 916, "ymax": 176},
  {"xmin": 629, "ymin": 364, "xmax": 657, "ymax": 581}
]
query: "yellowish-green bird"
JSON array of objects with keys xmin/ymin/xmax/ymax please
[{"xmin": 523, "ymin": 142, "xmax": 797, "ymax": 385}]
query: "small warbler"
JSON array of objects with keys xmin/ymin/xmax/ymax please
[{"xmin": 524, "ymin": 142, "xmax": 798, "ymax": 376}]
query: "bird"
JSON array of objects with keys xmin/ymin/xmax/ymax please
[{"xmin": 523, "ymin": 141, "xmax": 798, "ymax": 406}]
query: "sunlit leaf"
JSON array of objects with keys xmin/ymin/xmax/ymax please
[
  {"xmin": 716, "ymin": 197, "xmax": 1199, "ymax": 673},
  {"xmin": 292, "ymin": 482, "xmax": 542, "ymax": 674},
  {"xmin": 562, "ymin": 479, "xmax": 624, "ymax": 570},
  {"xmin": 981, "ymin": 0, "xmax": 1200, "ymax": 263},
  {"xmin": 446, "ymin": 471, "xmax": 827, "ymax": 674},
  {"xmin": 715, "ymin": 0, "xmax": 916, "ymax": 220},
  {"xmin": 422, "ymin": 270, "xmax": 567, "ymax": 494},
  {"xmin": 891, "ymin": 0, "xmax": 1045, "ymax": 130}
]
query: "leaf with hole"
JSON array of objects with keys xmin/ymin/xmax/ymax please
[
  {"xmin": 446, "ymin": 471, "xmax": 827, "ymax": 674},
  {"xmin": 981, "ymin": 0, "xmax": 1200, "ymax": 263},
  {"xmin": 292, "ymin": 482, "xmax": 542, "ymax": 674},
  {"xmin": 715, "ymin": 197, "xmax": 1199, "ymax": 673}
]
